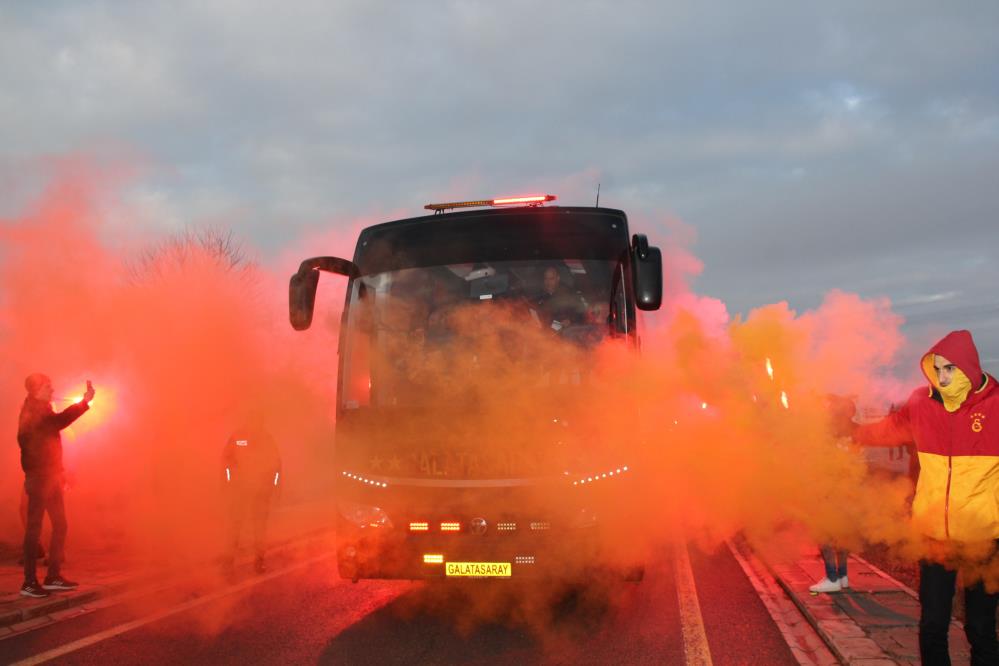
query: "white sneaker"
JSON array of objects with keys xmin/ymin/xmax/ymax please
[
  {"xmin": 809, "ymin": 577, "xmax": 842, "ymax": 593},
  {"xmin": 840, "ymin": 575, "xmax": 849, "ymax": 589}
]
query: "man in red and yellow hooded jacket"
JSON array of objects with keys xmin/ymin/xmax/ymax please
[{"xmin": 853, "ymin": 329, "xmax": 999, "ymax": 665}]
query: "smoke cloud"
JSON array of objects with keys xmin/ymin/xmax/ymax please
[
  {"xmin": 0, "ymin": 162, "xmax": 338, "ymax": 572},
  {"xmin": 4, "ymin": 161, "xmax": 991, "ymax": 640}
]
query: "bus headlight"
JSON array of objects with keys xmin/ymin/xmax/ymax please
[{"xmin": 338, "ymin": 501, "xmax": 393, "ymax": 529}]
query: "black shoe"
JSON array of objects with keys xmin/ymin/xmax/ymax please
[
  {"xmin": 42, "ymin": 575, "xmax": 78, "ymax": 591},
  {"xmin": 254, "ymin": 557, "xmax": 267, "ymax": 574},
  {"xmin": 20, "ymin": 581, "xmax": 50, "ymax": 598}
]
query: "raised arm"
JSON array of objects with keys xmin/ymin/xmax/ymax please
[{"xmin": 47, "ymin": 401, "xmax": 90, "ymax": 431}]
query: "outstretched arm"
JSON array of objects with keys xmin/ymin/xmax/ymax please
[
  {"xmin": 853, "ymin": 403, "xmax": 914, "ymax": 447},
  {"xmin": 49, "ymin": 401, "xmax": 90, "ymax": 431}
]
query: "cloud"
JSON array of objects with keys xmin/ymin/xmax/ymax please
[{"xmin": 1, "ymin": 1, "xmax": 998, "ymax": 364}]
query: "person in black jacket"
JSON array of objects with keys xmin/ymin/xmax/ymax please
[
  {"xmin": 17, "ymin": 373, "xmax": 94, "ymax": 598},
  {"xmin": 222, "ymin": 416, "xmax": 281, "ymax": 576}
]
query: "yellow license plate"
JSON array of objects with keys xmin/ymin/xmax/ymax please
[{"xmin": 445, "ymin": 562, "xmax": 512, "ymax": 577}]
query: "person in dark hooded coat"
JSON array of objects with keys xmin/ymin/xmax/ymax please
[{"xmin": 17, "ymin": 374, "xmax": 94, "ymax": 598}]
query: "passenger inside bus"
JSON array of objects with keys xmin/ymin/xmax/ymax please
[
  {"xmin": 425, "ymin": 272, "xmax": 463, "ymax": 343},
  {"xmin": 533, "ymin": 265, "xmax": 588, "ymax": 333}
]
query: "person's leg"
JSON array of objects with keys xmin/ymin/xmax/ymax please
[
  {"xmin": 919, "ymin": 559, "xmax": 957, "ymax": 666},
  {"xmin": 251, "ymin": 490, "xmax": 272, "ymax": 562},
  {"xmin": 22, "ymin": 478, "xmax": 45, "ymax": 583},
  {"xmin": 226, "ymin": 493, "xmax": 245, "ymax": 564},
  {"xmin": 19, "ymin": 486, "xmax": 28, "ymax": 527},
  {"xmin": 837, "ymin": 550, "xmax": 849, "ymax": 580},
  {"xmin": 964, "ymin": 579, "xmax": 999, "ymax": 665},
  {"xmin": 17, "ymin": 485, "xmax": 44, "ymax": 564},
  {"xmin": 45, "ymin": 478, "xmax": 67, "ymax": 578},
  {"xmin": 819, "ymin": 545, "xmax": 839, "ymax": 581}
]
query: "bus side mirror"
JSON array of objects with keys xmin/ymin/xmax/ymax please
[
  {"xmin": 289, "ymin": 268, "xmax": 320, "ymax": 330},
  {"xmin": 632, "ymin": 234, "xmax": 663, "ymax": 311},
  {"xmin": 289, "ymin": 256, "xmax": 359, "ymax": 331}
]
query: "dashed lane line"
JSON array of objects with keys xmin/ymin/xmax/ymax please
[
  {"xmin": 673, "ymin": 540, "xmax": 714, "ymax": 666},
  {"xmin": 11, "ymin": 552, "xmax": 335, "ymax": 666}
]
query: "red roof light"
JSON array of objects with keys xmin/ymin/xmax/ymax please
[{"xmin": 491, "ymin": 195, "xmax": 556, "ymax": 206}]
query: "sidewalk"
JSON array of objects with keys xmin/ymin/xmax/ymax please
[
  {"xmin": 768, "ymin": 546, "xmax": 970, "ymax": 664},
  {"xmin": 0, "ymin": 499, "xmax": 337, "ymax": 636}
]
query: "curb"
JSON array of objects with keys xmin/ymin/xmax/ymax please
[
  {"xmin": 752, "ymin": 549, "xmax": 853, "ymax": 664},
  {"xmin": 0, "ymin": 527, "xmax": 334, "ymax": 632},
  {"xmin": 726, "ymin": 539, "xmax": 839, "ymax": 665},
  {"xmin": 769, "ymin": 570, "xmax": 853, "ymax": 664}
]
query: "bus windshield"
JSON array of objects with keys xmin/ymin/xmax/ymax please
[{"xmin": 339, "ymin": 258, "xmax": 629, "ymax": 411}]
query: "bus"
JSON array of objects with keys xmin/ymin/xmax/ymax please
[{"xmin": 289, "ymin": 195, "xmax": 662, "ymax": 581}]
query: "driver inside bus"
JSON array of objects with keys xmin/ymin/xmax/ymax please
[
  {"xmin": 426, "ymin": 274, "xmax": 463, "ymax": 342},
  {"xmin": 534, "ymin": 265, "xmax": 587, "ymax": 333}
]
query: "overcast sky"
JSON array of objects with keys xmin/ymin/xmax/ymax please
[{"xmin": 2, "ymin": 1, "xmax": 998, "ymax": 369}]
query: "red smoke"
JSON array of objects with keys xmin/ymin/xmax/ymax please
[
  {"xmin": 1, "ymin": 162, "xmax": 958, "ymax": 635},
  {"xmin": 0, "ymin": 162, "xmax": 338, "ymax": 568}
]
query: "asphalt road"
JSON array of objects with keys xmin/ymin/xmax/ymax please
[{"xmin": 3, "ymin": 544, "xmax": 800, "ymax": 665}]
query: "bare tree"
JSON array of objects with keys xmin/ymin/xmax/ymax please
[{"xmin": 125, "ymin": 228, "xmax": 255, "ymax": 285}]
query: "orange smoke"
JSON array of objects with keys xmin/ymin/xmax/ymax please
[{"xmin": 3, "ymin": 161, "xmax": 975, "ymax": 638}]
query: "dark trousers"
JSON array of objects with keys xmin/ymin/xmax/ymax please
[
  {"xmin": 920, "ymin": 559, "xmax": 999, "ymax": 665},
  {"xmin": 23, "ymin": 475, "xmax": 67, "ymax": 582},
  {"xmin": 19, "ymin": 488, "xmax": 45, "ymax": 558},
  {"xmin": 228, "ymin": 488, "xmax": 272, "ymax": 560}
]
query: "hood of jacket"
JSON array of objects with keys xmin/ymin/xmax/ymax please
[{"xmin": 920, "ymin": 329, "xmax": 991, "ymax": 409}]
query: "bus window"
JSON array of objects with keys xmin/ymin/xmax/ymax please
[{"xmin": 341, "ymin": 279, "xmax": 373, "ymax": 409}]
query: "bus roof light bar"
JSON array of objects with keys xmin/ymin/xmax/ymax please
[{"xmin": 424, "ymin": 194, "xmax": 556, "ymax": 212}]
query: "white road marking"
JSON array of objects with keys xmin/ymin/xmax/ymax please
[
  {"xmin": 12, "ymin": 552, "xmax": 335, "ymax": 666},
  {"xmin": 673, "ymin": 540, "xmax": 714, "ymax": 666}
]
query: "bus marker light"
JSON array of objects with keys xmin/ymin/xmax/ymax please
[
  {"xmin": 409, "ymin": 522, "xmax": 429, "ymax": 532},
  {"xmin": 341, "ymin": 470, "xmax": 388, "ymax": 488},
  {"xmin": 440, "ymin": 521, "xmax": 461, "ymax": 532},
  {"xmin": 423, "ymin": 554, "xmax": 444, "ymax": 564}
]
